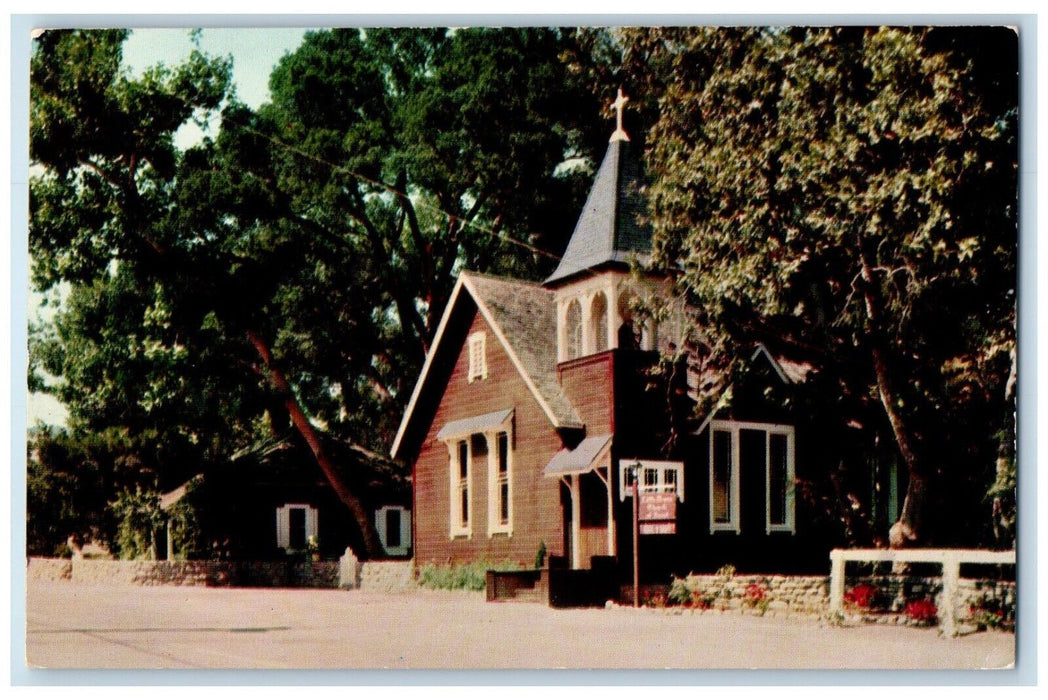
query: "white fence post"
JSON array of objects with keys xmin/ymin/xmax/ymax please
[
  {"xmin": 829, "ymin": 549, "xmax": 845, "ymax": 614},
  {"xmin": 940, "ymin": 552, "xmax": 960, "ymax": 637},
  {"xmin": 826, "ymin": 548, "xmax": 1013, "ymax": 634}
]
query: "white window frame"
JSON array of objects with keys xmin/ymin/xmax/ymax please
[
  {"xmin": 487, "ymin": 430, "xmax": 513, "ymax": 536},
  {"xmin": 618, "ymin": 460, "xmax": 684, "ymax": 501},
  {"xmin": 764, "ymin": 428, "xmax": 796, "ymax": 534},
  {"xmin": 709, "ymin": 424, "xmax": 740, "ymax": 533},
  {"xmin": 708, "ymin": 420, "xmax": 796, "ymax": 535},
  {"xmin": 275, "ymin": 503, "xmax": 318, "ymax": 551},
  {"xmin": 448, "ymin": 439, "xmax": 472, "ymax": 538},
  {"xmin": 564, "ymin": 299, "xmax": 583, "ymax": 360},
  {"xmin": 467, "ymin": 332, "xmax": 487, "ymax": 382},
  {"xmin": 375, "ymin": 506, "xmax": 411, "ymax": 556}
]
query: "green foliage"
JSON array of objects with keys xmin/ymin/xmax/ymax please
[
  {"xmin": 416, "ymin": 561, "xmax": 523, "ymax": 591},
  {"xmin": 27, "ymin": 433, "xmax": 82, "ymax": 556},
  {"xmin": 534, "ymin": 541, "xmax": 547, "ymax": 570},
  {"xmin": 667, "ymin": 566, "xmax": 739, "ymax": 610},
  {"xmin": 108, "ymin": 486, "xmax": 165, "ymax": 560},
  {"xmin": 29, "ymin": 28, "xmax": 611, "ymax": 555},
  {"xmin": 966, "ymin": 587, "xmax": 1015, "ymax": 632},
  {"xmin": 667, "ymin": 577, "xmax": 692, "ymax": 606},
  {"xmin": 715, "ymin": 564, "xmax": 736, "ymax": 579},
  {"xmin": 26, "ymin": 426, "xmax": 125, "ymax": 556},
  {"xmin": 164, "ymin": 477, "xmax": 207, "ymax": 560},
  {"xmin": 621, "ymin": 27, "xmax": 1018, "ymax": 545}
]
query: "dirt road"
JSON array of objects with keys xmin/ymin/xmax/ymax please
[{"xmin": 23, "ymin": 581, "xmax": 1014, "ymax": 671}]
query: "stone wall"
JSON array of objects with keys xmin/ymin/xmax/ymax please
[
  {"xmin": 668, "ymin": 573, "xmax": 829, "ymax": 615},
  {"xmin": 359, "ymin": 560, "xmax": 416, "ymax": 593},
  {"xmin": 666, "ymin": 571, "xmax": 1016, "ymax": 626},
  {"xmin": 27, "ymin": 557, "xmax": 341, "ymax": 588},
  {"xmin": 66, "ymin": 559, "xmax": 218, "ymax": 586},
  {"xmin": 27, "ymin": 557, "xmax": 72, "ymax": 582}
]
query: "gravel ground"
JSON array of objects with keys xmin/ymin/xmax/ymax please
[{"xmin": 23, "ymin": 581, "xmax": 1015, "ymax": 671}]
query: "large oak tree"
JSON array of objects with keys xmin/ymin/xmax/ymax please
[
  {"xmin": 621, "ymin": 26, "xmax": 1018, "ymax": 547},
  {"xmin": 29, "ymin": 28, "xmax": 607, "ymax": 557}
]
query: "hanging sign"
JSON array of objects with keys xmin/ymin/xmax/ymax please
[
  {"xmin": 640, "ymin": 521, "xmax": 676, "ymax": 535},
  {"xmin": 639, "ymin": 492, "xmax": 677, "ymax": 535}
]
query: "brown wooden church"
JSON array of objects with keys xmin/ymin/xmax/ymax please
[{"xmin": 391, "ymin": 92, "xmax": 876, "ymax": 594}]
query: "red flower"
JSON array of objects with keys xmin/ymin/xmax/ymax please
[
  {"xmin": 844, "ymin": 583, "xmax": 879, "ymax": 610},
  {"xmin": 904, "ymin": 598, "xmax": 938, "ymax": 624},
  {"xmin": 743, "ymin": 583, "xmax": 767, "ymax": 602}
]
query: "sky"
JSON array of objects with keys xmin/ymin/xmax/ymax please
[
  {"xmin": 26, "ymin": 27, "xmax": 311, "ymax": 428},
  {"xmin": 123, "ymin": 27, "xmax": 310, "ymax": 109}
]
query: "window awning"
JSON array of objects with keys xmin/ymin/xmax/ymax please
[
  {"xmin": 543, "ymin": 434, "xmax": 613, "ymax": 477},
  {"xmin": 436, "ymin": 408, "xmax": 513, "ymax": 441}
]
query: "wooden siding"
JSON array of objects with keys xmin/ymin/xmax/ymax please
[
  {"xmin": 414, "ymin": 309, "xmax": 566, "ymax": 567},
  {"xmin": 556, "ymin": 351, "xmax": 615, "ymax": 435}
]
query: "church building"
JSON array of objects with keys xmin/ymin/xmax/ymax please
[{"xmin": 390, "ymin": 91, "xmax": 855, "ymax": 592}]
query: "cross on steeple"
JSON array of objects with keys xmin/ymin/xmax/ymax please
[{"xmin": 610, "ymin": 88, "xmax": 630, "ymax": 143}]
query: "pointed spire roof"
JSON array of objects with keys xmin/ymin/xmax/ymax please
[{"xmin": 545, "ymin": 92, "xmax": 651, "ymax": 286}]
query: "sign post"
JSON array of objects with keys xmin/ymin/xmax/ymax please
[
  {"xmin": 619, "ymin": 458, "xmax": 683, "ymax": 609},
  {"xmin": 631, "ymin": 466, "xmax": 639, "ymax": 608}
]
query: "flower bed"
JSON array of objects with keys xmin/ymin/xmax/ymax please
[{"xmin": 660, "ymin": 567, "xmax": 1015, "ymax": 630}]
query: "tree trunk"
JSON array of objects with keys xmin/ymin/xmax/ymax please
[
  {"xmin": 247, "ymin": 330, "xmax": 383, "ymax": 559},
  {"xmin": 992, "ymin": 345, "xmax": 1017, "ymax": 546},
  {"xmin": 856, "ymin": 238, "xmax": 926, "ymax": 547},
  {"xmin": 890, "ymin": 470, "xmax": 928, "ymax": 548}
]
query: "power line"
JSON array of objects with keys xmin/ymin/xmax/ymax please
[{"xmin": 221, "ymin": 113, "xmax": 565, "ymax": 263}]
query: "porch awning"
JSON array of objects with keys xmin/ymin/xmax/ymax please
[
  {"xmin": 436, "ymin": 408, "xmax": 513, "ymax": 441},
  {"xmin": 542, "ymin": 434, "xmax": 613, "ymax": 477}
]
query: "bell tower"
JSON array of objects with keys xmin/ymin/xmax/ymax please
[{"xmin": 545, "ymin": 89, "xmax": 665, "ymax": 363}]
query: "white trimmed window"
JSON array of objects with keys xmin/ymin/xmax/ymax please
[
  {"xmin": 765, "ymin": 430, "xmax": 796, "ymax": 533},
  {"xmin": 619, "ymin": 460, "xmax": 684, "ymax": 501},
  {"xmin": 468, "ymin": 332, "xmax": 487, "ymax": 382},
  {"xmin": 450, "ymin": 438, "xmax": 472, "ymax": 537},
  {"xmin": 276, "ymin": 503, "xmax": 318, "ymax": 551},
  {"xmin": 375, "ymin": 506, "xmax": 411, "ymax": 556},
  {"xmin": 487, "ymin": 431, "xmax": 513, "ymax": 536},
  {"xmin": 440, "ymin": 411, "xmax": 514, "ymax": 540},
  {"xmin": 565, "ymin": 300, "xmax": 583, "ymax": 360},
  {"xmin": 710, "ymin": 426, "xmax": 739, "ymax": 532},
  {"xmin": 591, "ymin": 292, "xmax": 609, "ymax": 354},
  {"xmin": 709, "ymin": 420, "xmax": 795, "ymax": 534}
]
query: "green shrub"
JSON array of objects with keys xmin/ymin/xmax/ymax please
[
  {"xmin": 108, "ymin": 487, "xmax": 165, "ymax": 560},
  {"xmin": 417, "ymin": 561, "xmax": 523, "ymax": 591},
  {"xmin": 668, "ymin": 576, "xmax": 692, "ymax": 605},
  {"xmin": 967, "ymin": 588, "xmax": 1016, "ymax": 632},
  {"xmin": 534, "ymin": 541, "xmax": 547, "ymax": 570},
  {"xmin": 669, "ymin": 564, "xmax": 738, "ymax": 609}
]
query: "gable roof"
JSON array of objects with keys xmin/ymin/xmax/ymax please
[
  {"xmin": 544, "ymin": 138, "xmax": 652, "ymax": 286},
  {"xmin": 390, "ymin": 271, "xmax": 583, "ymax": 460},
  {"xmin": 691, "ymin": 342, "xmax": 819, "ymax": 437}
]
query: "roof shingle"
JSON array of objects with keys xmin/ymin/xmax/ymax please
[
  {"xmin": 544, "ymin": 139, "xmax": 652, "ymax": 285},
  {"xmin": 463, "ymin": 272, "xmax": 583, "ymax": 428}
]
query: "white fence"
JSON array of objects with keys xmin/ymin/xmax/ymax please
[{"xmin": 829, "ymin": 548, "xmax": 1015, "ymax": 636}]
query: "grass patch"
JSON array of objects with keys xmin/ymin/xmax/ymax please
[{"xmin": 417, "ymin": 561, "xmax": 523, "ymax": 591}]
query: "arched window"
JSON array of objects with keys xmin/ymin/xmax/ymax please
[
  {"xmin": 565, "ymin": 300, "xmax": 583, "ymax": 360},
  {"xmin": 591, "ymin": 292, "xmax": 608, "ymax": 353},
  {"xmin": 617, "ymin": 292, "xmax": 638, "ymax": 350}
]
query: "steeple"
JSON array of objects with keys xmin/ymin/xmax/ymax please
[
  {"xmin": 544, "ymin": 90, "xmax": 651, "ymax": 287},
  {"xmin": 610, "ymin": 88, "xmax": 630, "ymax": 142}
]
